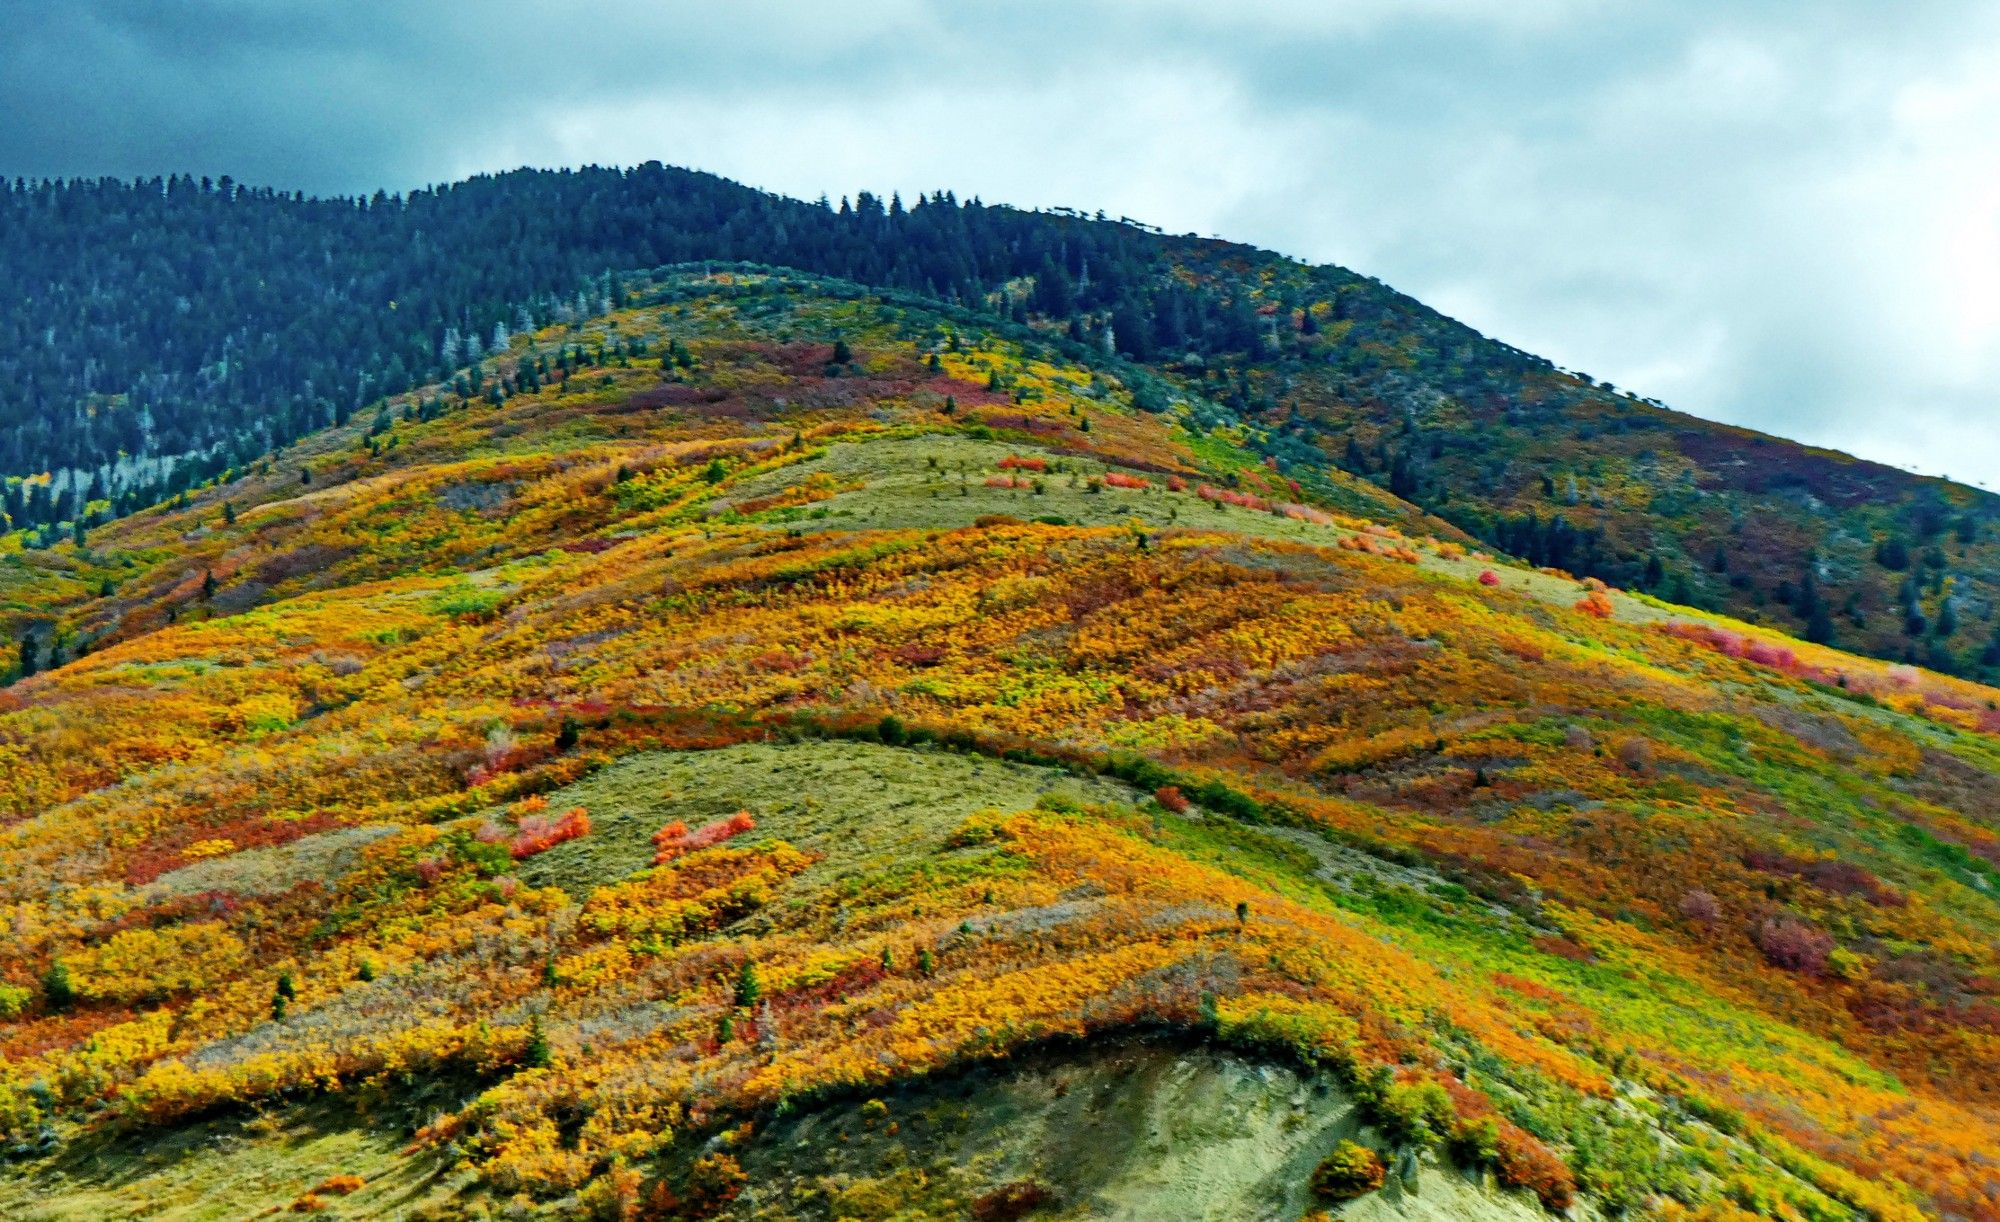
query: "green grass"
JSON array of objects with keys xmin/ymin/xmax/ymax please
[
  {"xmin": 511, "ymin": 739, "xmax": 1143, "ymax": 897},
  {"xmin": 715, "ymin": 434, "xmax": 1379, "ymax": 546},
  {"xmin": 723, "ymin": 433, "xmax": 1702, "ymax": 635}
]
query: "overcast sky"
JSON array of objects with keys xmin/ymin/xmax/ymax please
[{"xmin": 5, "ymin": 1, "xmax": 1997, "ymax": 489}]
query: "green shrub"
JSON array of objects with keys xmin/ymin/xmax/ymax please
[
  {"xmin": 427, "ymin": 585, "xmax": 506, "ymax": 620},
  {"xmin": 1378, "ymin": 1079, "xmax": 1456, "ymax": 1149},
  {"xmin": 1448, "ymin": 1114, "xmax": 1500, "ymax": 1165}
]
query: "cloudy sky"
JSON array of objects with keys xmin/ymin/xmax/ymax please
[{"xmin": 6, "ymin": 1, "xmax": 1998, "ymax": 488}]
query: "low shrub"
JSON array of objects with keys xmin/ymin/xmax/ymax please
[
  {"xmin": 971, "ymin": 1179, "xmax": 1055, "ymax": 1221},
  {"xmin": 1310, "ymin": 1140, "xmax": 1386, "ymax": 1200}
]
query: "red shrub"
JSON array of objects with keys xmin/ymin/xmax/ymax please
[
  {"xmin": 1433, "ymin": 1073, "xmax": 1576, "ymax": 1211},
  {"xmin": 510, "ymin": 807, "xmax": 590, "ymax": 859},
  {"xmin": 1477, "ymin": 569, "xmax": 1501, "ymax": 587},
  {"xmin": 972, "ymin": 1181, "xmax": 1055, "ymax": 1221},
  {"xmin": 1744, "ymin": 640, "xmax": 1799, "ymax": 669},
  {"xmin": 1755, "ymin": 915, "xmax": 1835, "ymax": 974},
  {"xmin": 1744, "ymin": 850, "xmax": 1904, "ymax": 906},
  {"xmin": 1166, "ymin": 475, "xmax": 1188, "ymax": 492},
  {"xmin": 1679, "ymin": 889, "xmax": 1721, "ymax": 923},
  {"xmin": 997, "ymin": 455, "xmax": 1048, "ymax": 472},
  {"xmin": 1573, "ymin": 589, "xmax": 1615, "ymax": 618},
  {"xmin": 1196, "ymin": 483, "xmax": 1271, "ymax": 512},
  {"xmin": 653, "ymin": 811, "xmax": 757, "ymax": 865},
  {"xmin": 1154, "ymin": 785, "xmax": 1189, "ymax": 813},
  {"xmin": 1495, "ymin": 1130, "xmax": 1577, "ymax": 1211},
  {"xmin": 1533, "ymin": 934, "xmax": 1596, "ymax": 963},
  {"xmin": 890, "ymin": 642, "xmax": 946, "ymax": 667},
  {"xmin": 1102, "ymin": 472, "xmax": 1149, "ymax": 490}
]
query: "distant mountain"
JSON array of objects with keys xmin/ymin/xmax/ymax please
[
  {"xmin": 2, "ymin": 165, "xmax": 1995, "ymax": 677},
  {"xmin": 0, "ymin": 273, "xmax": 1996, "ymax": 1218}
]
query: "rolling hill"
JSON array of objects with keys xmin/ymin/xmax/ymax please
[
  {"xmin": 2, "ymin": 166, "xmax": 1997, "ymax": 681},
  {"xmin": 0, "ymin": 271, "xmax": 1995, "ymax": 1218}
]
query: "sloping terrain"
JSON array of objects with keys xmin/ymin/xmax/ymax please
[
  {"xmin": 1140, "ymin": 242, "xmax": 2000, "ymax": 677},
  {"xmin": 3, "ymin": 166, "xmax": 1998, "ymax": 680},
  {"xmin": 0, "ymin": 275, "xmax": 1995, "ymax": 1219}
]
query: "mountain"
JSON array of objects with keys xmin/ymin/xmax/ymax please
[
  {"xmin": 2, "ymin": 166, "xmax": 1997, "ymax": 681},
  {"xmin": 0, "ymin": 271, "xmax": 1995, "ymax": 1218}
]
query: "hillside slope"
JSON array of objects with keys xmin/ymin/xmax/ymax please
[
  {"xmin": 0, "ymin": 275, "xmax": 1996, "ymax": 1219},
  {"xmin": 1144, "ymin": 241, "xmax": 2000, "ymax": 680},
  {"xmin": 2, "ymin": 166, "xmax": 1997, "ymax": 679}
]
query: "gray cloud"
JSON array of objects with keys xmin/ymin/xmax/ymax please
[{"xmin": 3, "ymin": 1, "xmax": 1996, "ymax": 487}]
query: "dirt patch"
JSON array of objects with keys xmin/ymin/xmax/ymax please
[{"xmin": 730, "ymin": 1039, "xmax": 1560, "ymax": 1220}]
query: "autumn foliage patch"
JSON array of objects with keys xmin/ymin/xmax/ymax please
[
  {"xmin": 509, "ymin": 807, "xmax": 591, "ymax": 859},
  {"xmin": 652, "ymin": 811, "xmax": 757, "ymax": 865}
]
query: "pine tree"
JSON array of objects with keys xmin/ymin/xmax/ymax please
[
  {"xmin": 42, "ymin": 962, "xmax": 74, "ymax": 1011},
  {"xmin": 734, "ymin": 959, "xmax": 761, "ymax": 1009}
]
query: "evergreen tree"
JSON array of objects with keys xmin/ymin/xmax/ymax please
[
  {"xmin": 524, "ymin": 1015, "xmax": 552, "ymax": 1068},
  {"xmin": 41, "ymin": 962, "xmax": 73, "ymax": 1011},
  {"xmin": 734, "ymin": 959, "xmax": 761, "ymax": 1009},
  {"xmin": 1875, "ymin": 537, "xmax": 1911, "ymax": 570}
]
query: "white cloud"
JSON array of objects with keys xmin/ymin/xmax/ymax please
[{"xmin": 5, "ymin": 0, "xmax": 1997, "ymax": 487}]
